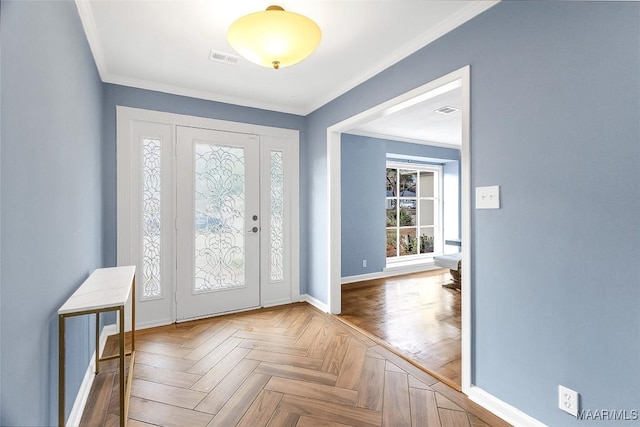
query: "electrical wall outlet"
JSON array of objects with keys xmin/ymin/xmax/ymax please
[
  {"xmin": 362, "ymin": 259, "xmax": 367, "ymax": 268},
  {"xmin": 558, "ymin": 385, "xmax": 579, "ymax": 417}
]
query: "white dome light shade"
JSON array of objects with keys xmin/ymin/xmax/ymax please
[{"xmin": 227, "ymin": 6, "xmax": 322, "ymax": 69}]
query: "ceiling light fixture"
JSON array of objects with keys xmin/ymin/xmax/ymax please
[{"xmin": 227, "ymin": 5, "xmax": 321, "ymax": 70}]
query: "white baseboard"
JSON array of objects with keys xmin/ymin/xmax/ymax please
[
  {"xmin": 66, "ymin": 324, "xmax": 116, "ymax": 427},
  {"xmin": 262, "ymin": 298, "xmax": 293, "ymax": 308},
  {"xmin": 134, "ymin": 318, "xmax": 173, "ymax": 331},
  {"xmin": 101, "ymin": 324, "xmax": 117, "ymax": 344},
  {"xmin": 342, "ymin": 263, "xmax": 442, "ymax": 284},
  {"xmin": 300, "ymin": 294, "xmax": 329, "ymax": 312},
  {"xmin": 467, "ymin": 386, "xmax": 547, "ymax": 427}
]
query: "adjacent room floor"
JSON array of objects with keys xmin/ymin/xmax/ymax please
[
  {"xmin": 339, "ymin": 269, "xmax": 462, "ymax": 388},
  {"xmin": 80, "ymin": 303, "xmax": 504, "ymax": 426}
]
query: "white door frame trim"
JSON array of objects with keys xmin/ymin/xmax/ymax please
[
  {"xmin": 325, "ymin": 66, "xmax": 471, "ymax": 393},
  {"xmin": 117, "ymin": 106, "xmax": 300, "ymax": 326}
]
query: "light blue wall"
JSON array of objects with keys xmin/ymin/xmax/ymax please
[
  {"xmin": 341, "ymin": 135, "xmax": 385, "ymax": 277},
  {"xmin": 0, "ymin": 1, "xmax": 105, "ymax": 425},
  {"xmin": 0, "ymin": 1, "xmax": 638, "ymax": 426},
  {"xmin": 340, "ymin": 133, "xmax": 460, "ymax": 277},
  {"xmin": 307, "ymin": 2, "xmax": 640, "ymax": 425}
]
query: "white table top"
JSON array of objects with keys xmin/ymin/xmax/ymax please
[{"xmin": 59, "ymin": 266, "xmax": 136, "ymax": 315}]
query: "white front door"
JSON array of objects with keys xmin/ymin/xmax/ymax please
[
  {"xmin": 176, "ymin": 127, "xmax": 260, "ymax": 320},
  {"xmin": 117, "ymin": 107, "xmax": 300, "ymax": 329}
]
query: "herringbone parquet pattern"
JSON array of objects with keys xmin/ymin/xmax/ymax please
[
  {"xmin": 340, "ymin": 270, "xmax": 461, "ymax": 387},
  {"xmin": 80, "ymin": 303, "xmax": 510, "ymax": 427}
]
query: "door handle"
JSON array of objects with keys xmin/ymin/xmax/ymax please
[{"xmin": 249, "ymin": 226, "xmax": 259, "ymax": 233}]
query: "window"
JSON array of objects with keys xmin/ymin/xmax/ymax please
[
  {"xmin": 141, "ymin": 137, "xmax": 162, "ymax": 299},
  {"xmin": 386, "ymin": 162, "xmax": 442, "ymax": 265}
]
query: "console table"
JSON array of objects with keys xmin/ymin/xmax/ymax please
[{"xmin": 58, "ymin": 266, "xmax": 136, "ymax": 427}]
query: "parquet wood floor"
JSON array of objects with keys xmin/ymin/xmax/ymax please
[
  {"xmin": 339, "ymin": 270, "xmax": 461, "ymax": 387},
  {"xmin": 80, "ymin": 303, "xmax": 508, "ymax": 427}
]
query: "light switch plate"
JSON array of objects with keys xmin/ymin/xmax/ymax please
[{"xmin": 476, "ymin": 186, "xmax": 500, "ymax": 209}]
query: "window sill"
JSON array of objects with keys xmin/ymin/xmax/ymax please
[{"xmin": 384, "ymin": 257, "xmax": 438, "ymax": 273}]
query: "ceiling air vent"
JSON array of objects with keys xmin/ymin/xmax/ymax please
[
  {"xmin": 208, "ymin": 50, "xmax": 240, "ymax": 66},
  {"xmin": 434, "ymin": 106, "xmax": 460, "ymax": 115}
]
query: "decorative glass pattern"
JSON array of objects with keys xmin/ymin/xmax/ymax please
[
  {"xmin": 142, "ymin": 138, "xmax": 162, "ymax": 299},
  {"xmin": 270, "ymin": 151, "xmax": 284, "ymax": 281},
  {"xmin": 194, "ymin": 144, "xmax": 245, "ymax": 292}
]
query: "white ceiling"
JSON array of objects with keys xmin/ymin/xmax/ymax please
[
  {"xmin": 77, "ymin": 0, "xmax": 495, "ymax": 118},
  {"xmin": 349, "ymin": 85, "xmax": 462, "ymax": 147}
]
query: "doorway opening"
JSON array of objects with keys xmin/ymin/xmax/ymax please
[{"xmin": 326, "ymin": 66, "xmax": 471, "ymax": 392}]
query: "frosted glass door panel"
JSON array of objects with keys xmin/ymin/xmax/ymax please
[
  {"xmin": 119, "ymin": 118, "xmax": 175, "ymax": 329},
  {"xmin": 259, "ymin": 137, "xmax": 297, "ymax": 307},
  {"xmin": 194, "ymin": 144, "xmax": 246, "ymax": 293},
  {"xmin": 269, "ymin": 151, "xmax": 284, "ymax": 282},
  {"xmin": 176, "ymin": 127, "xmax": 260, "ymax": 321},
  {"xmin": 142, "ymin": 138, "xmax": 162, "ymax": 299}
]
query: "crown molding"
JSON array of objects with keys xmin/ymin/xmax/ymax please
[
  {"xmin": 103, "ymin": 74, "xmax": 306, "ymax": 116},
  {"xmin": 74, "ymin": 0, "xmax": 305, "ymax": 115},
  {"xmin": 302, "ymin": 1, "xmax": 499, "ymax": 114},
  {"xmin": 75, "ymin": 0, "xmax": 108, "ymax": 81},
  {"xmin": 75, "ymin": 0, "xmax": 497, "ymax": 116}
]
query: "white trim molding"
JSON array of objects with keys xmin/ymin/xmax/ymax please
[
  {"xmin": 117, "ymin": 106, "xmax": 301, "ymax": 327},
  {"xmin": 467, "ymin": 386, "xmax": 548, "ymax": 427},
  {"xmin": 300, "ymin": 294, "xmax": 329, "ymax": 313},
  {"xmin": 302, "ymin": 1, "xmax": 496, "ymax": 114},
  {"xmin": 342, "ymin": 264, "xmax": 442, "ymax": 285},
  {"xmin": 134, "ymin": 318, "xmax": 173, "ymax": 331},
  {"xmin": 74, "ymin": 0, "xmax": 108, "ymax": 82},
  {"xmin": 346, "ymin": 129, "xmax": 461, "ymax": 150},
  {"xmin": 326, "ymin": 65, "xmax": 471, "ymax": 392},
  {"xmin": 74, "ymin": 1, "xmax": 497, "ymax": 116},
  {"xmin": 106, "ymin": 74, "xmax": 305, "ymax": 116},
  {"xmin": 459, "ymin": 66, "xmax": 472, "ymax": 394},
  {"xmin": 66, "ymin": 324, "xmax": 116, "ymax": 427}
]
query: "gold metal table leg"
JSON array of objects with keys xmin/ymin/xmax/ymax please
[
  {"xmin": 95, "ymin": 312, "xmax": 100, "ymax": 374},
  {"xmin": 119, "ymin": 305, "xmax": 126, "ymax": 427},
  {"xmin": 58, "ymin": 315, "xmax": 65, "ymax": 427},
  {"xmin": 125, "ymin": 277, "xmax": 136, "ymax": 422},
  {"xmin": 131, "ymin": 276, "xmax": 136, "ymax": 352}
]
